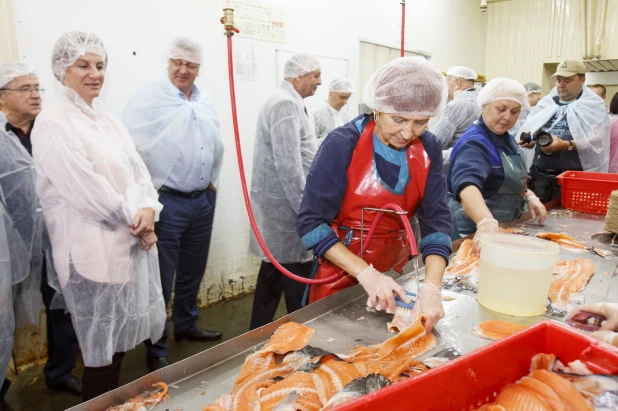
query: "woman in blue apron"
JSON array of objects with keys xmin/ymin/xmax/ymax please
[{"xmin": 447, "ymin": 78, "xmax": 547, "ymax": 241}]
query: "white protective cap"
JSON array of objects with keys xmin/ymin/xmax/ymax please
[
  {"xmin": 283, "ymin": 52, "xmax": 320, "ymax": 79},
  {"xmin": 363, "ymin": 56, "xmax": 447, "ymax": 117},
  {"xmin": 446, "ymin": 66, "xmax": 478, "ymax": 81},
  {"xmin": 477, "ymin": 78, "xmax": 528, "ymax": 109},
  {"xmin": 167, "ymin": 37, "xmax": 202, "ymax": 64},
  {"xmin": 329, "ymin": 77, "xmax": 354, "ymax": 93},
  {"xmin": 52, "ymin": 31, "xmax": 107, "ymax": 84},
  {"xmin": 523, "ymin": 82, "xmax": 542, "ymax": 95},
  {"xmin": 0, "ymin": 62, "xmax": 36, "ymax": 89}
]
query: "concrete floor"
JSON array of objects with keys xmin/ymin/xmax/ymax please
[{"xmin": 3, "ymin": 294, "xmax": 286, "ymax": 411}]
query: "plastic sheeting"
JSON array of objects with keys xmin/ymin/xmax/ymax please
[
  {"xmin": 0, "ymin": 201, "xmax": 25, "ymax": 389},
  {"xmin": 0, "ymin": 115, "xmax": 45, "ymax": 326},
  {"xmin": 312, "ymin": 102, "xmax": 351, "ymax": 144},
  {"xmin": 31, "ymin": 86, "xmax": 166, "ymax": 367},
  {"xmin": 122, "ymin": 74, "xmax": 224, "ymax": 190},
  {"xmin": 515, "ymin": 86, "xmax": 610, "ymax": 172},
  {"xmin": 434, "ymin": 88, "xmax": 480, "ymax": 150},
  {"xmin": 363, "ymin": 56, "xmax": 447, "ymax": 117},
  {"xmin": 249, "ymin": 80, "xmax": 317, "ymax": 263}
]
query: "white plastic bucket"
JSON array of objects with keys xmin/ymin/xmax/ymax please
[{"xmin": 477, "ymin": 234, "xmax": 560, "ymax": 316}]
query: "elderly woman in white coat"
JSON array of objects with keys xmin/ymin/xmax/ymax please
[{"xmin": 31, "ymin": 31, "xmax": 166, "ymax": 401}]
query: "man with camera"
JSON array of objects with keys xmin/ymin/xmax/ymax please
[{"xmin": 518, "ymin": 60, "xmax": 610, "ymax": 203}]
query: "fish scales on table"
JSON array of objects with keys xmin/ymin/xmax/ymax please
[{"xmin": 203, "ymin": 316, "xmax": 439, "ymax": 411}]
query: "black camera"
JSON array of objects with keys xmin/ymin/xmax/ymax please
[{"xmin": 519, "ymin": 130, "xmax": 553, "ymax": 147}]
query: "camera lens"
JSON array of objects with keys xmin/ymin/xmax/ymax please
[
  {"xmin": 536, "ymin": 131, "xmax": 553, "ymax": 147},
  {"xmin": 520, "ymin": 132, "xmax": 532, "ymax": 144}
]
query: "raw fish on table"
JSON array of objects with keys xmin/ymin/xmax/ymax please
[
  {"xmin": 203, "ymin": 316, "xmax": 439, "ymax": 411},
  {"xmin": 549, "ymin": 259, "xmax": 595, "ymax": 306},
  {"xmin": 474, "ymin": 320, "xmax": 528, "ymax": 341}
]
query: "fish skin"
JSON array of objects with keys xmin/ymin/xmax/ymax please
[{"xmin": 474, "ymin": 320, "xmax": 528, "ymax": 341}]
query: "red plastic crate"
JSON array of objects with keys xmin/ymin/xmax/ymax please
[
  {"xmin": 335, "ymin": 321, "xmax": 618, "ymax": 411},
  {"xmin": 557, "ymin": 171, "xmax": 618, "ymax": 214}
]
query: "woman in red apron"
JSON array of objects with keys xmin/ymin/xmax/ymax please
[{"xmin": 297, "ymin": 57, "xmax": 452, "ymax": 332}]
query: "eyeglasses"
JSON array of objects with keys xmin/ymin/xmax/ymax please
[
  {"xmin": 0, "ymin": 87, "xmax": 45, "ymax": 96},
  {"xmin": 169, "ymin": 59, "xmax": 200, "ymax": 71}
]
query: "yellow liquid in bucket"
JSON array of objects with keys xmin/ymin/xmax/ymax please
[{"xmin": 476, "ymin": 234, "xmax": 559, "ymax": 317}]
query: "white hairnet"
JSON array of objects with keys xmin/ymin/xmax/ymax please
[
  {"xmin": 51, "ymin": 31, "xmax": 107, "ymax": 84},
  {"xmin": 446, "ymin": 66, "xmax": 478, "ymax": 81},
  {"xmin": 363, "ymin": 56, "xmax": 447, "ymax": 117},
  {"xmin": 283, "ymin": 52, "xmax": 320, "ymax": 79},
  {"xmin": 167, "ymin": 37, "xmax": 202, "ymax": 64},
  {"xmin": 0, "ymin": 62, "xmax": 36, "ymax": 89},
  {"xmin": 524, "ymin": 82, "xmax": 542, "ymax": 95},
  {"xmin": 329, "ymin": 77, "xmax": 354, "ymax": 93},
  {"xmin": 477, "ymin": 78, "xmax": 528, "ymax": 109}
]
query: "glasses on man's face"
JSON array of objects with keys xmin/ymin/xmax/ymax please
[
  {"xmin": 170, "ymin": 59, "xmax": 200, "ymax": 71},
  {"xmin": 0, "ymin": 87, "xmax": 45, "ymax": 96}
]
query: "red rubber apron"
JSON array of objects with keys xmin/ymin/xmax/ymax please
[{"xmin": 308, "ymin": 119, "xmax": 431, "ymax": 303}]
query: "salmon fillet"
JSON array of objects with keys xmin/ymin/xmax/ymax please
[
  {"xmin": 474, "ymin": 320, "xmax": 527, "ymax": 341},
  {"xmin": 262, "ymin": 322, "xmax": 315, "ymax": 354},
  {"xmin": 259, "ymin": 372, "xmax": 320, "ymax": 411},
  {"xmin": 235, "ymin": 322, "xmax": 314, "ymax": 389},
  {"xmin": 549, "ymin": 259, "xmax": 595, "ymax": 306},
  {"xmin": 494, "ymin": 384, "xmax": 553, "ymax": 410},
  {"xmin": 445, "ymin": 239, "xmax": 479, "ymax": 277},
  {"xmin": 310, "ymin": 356, "xmax": 362, "ymax": 405},
  {"xmin": 517, "ymin": 376, "xmax": 568, "ymax": 411},
  {"xmin": 530, "ymin": 370, "xmax": 593, "ymax": 410},
  {"xmin": 530, "ymin": 353, "xmax": 557, "ymax": 372},
  {"xmin": 378, "ymin": 315, "xmax": 437, "ymax": 359}
]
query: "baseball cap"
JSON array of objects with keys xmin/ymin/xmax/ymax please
[{"xmin": 552, "ymin": 60, "xmax": 586, "ymax": 77}]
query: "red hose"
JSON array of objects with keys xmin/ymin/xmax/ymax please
[
  {"xmin": 226, "ymin": 35, "xmax": 339, "ymax": 285},
  {"xmin": 400, "ymin": 1, "xmax": 406, "ymax": 57},
  {"xmin": 225, "ymin": 35, "xmax": 418, "ymax": 285}
]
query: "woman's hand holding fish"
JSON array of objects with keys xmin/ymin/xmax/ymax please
[
  {"xmin": 357, "ymin": 265, "xmax": 409, "ymax": 312},
  {"xmin": 410, "ymin": 283, "xmax": 445, "ymax": 334}
]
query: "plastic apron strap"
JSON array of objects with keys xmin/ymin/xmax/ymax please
[{"xmin": 302, "ymin": 226, "xmax": 354, "ymax": 307}]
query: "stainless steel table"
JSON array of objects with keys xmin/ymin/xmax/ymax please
[{"xmin": 69, "ymin": 209, "xmax": 618, "ymax": 411}]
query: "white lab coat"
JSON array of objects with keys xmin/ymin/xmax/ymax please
[
  {"xmin": 249, "ymin": 81, "xmax": 318, "ymax": 263},
  {"xmin": 31, "ymin": 86, "xmax": 166, "ymax": 367},
  {"xmin": 312, "ymin": 102, "xmax": 351, "ymax": 145}
]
